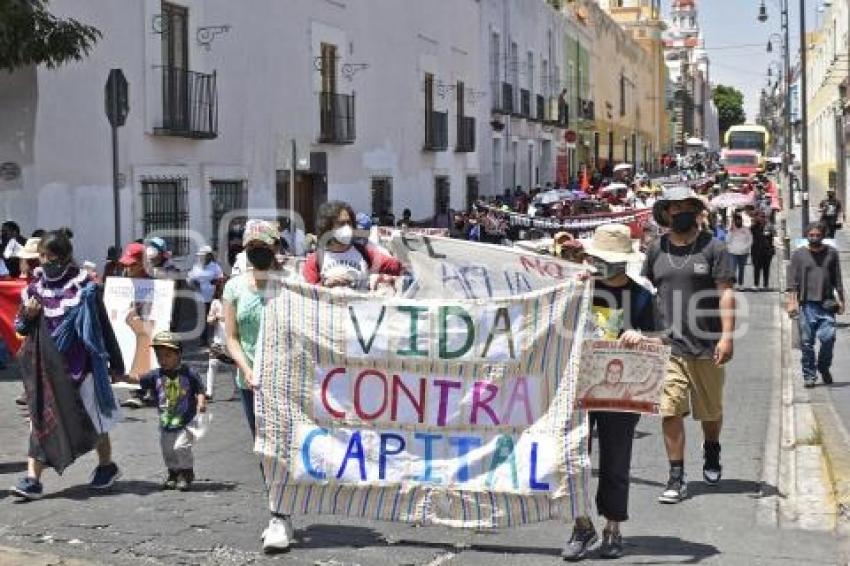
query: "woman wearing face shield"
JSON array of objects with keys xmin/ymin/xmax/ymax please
[{"xmin": 302, "ymin": 201, "xmax": 403, "ymax": 289}]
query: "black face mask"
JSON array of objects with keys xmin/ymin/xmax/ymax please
[
  {"xmin": 42, "ymin": 260, "xmax": 68, "ymax": 280},
  {"xmin": 246, "ymin": 247, "xmax": 275, "ymax": 270},
  {"xmin": 808, "ymin": 237, "xmax": 824, "ymax": 248},
  {"xmin": 670, "ymin": 211, "xmax": 698, "ymax": 234}
]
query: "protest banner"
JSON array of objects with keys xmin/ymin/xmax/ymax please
[
  {"xmin": 103, "ymin": 277, "xmax": 175, "ymax": 378},
  {"xmin": 377, "ymin": 226, "xmax": 450, "ymax": 239},
  {"xmin": 254, "ymin": 277, "xmax": 593, "ymax": 528},
  {"xmin": 575, "ymin": 341, "xmax": 670, "ymax": 414},
  {"xmin": 389, "ymin": 235, "xmax": 584, "ymax": 300},
  {"xmin": 477, "ymin": 203, "xmax": 653, "ymax": 240},
  {"xmin": 0, "ymin": 279, "xmax": 27, "ymax": 354}
]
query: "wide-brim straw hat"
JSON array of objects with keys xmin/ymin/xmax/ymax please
[
  {"xmin": 652, "ymin": 185, "xmax": 707, "ymax": 228},
  {"xmin": 583, "ymin": 224, "xmax": 644, "ymax": 263},
  {"xmin": 15, "ymin": 237, "xmax": 41, "ymax": 259}
]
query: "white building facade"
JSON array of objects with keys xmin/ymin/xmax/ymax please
[{"xmin": 0, "ymin": 0, "xmax": 487, "ymax": 264}]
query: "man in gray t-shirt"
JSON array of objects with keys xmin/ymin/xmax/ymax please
[
  {"xmin": 643, "ymin": 186, "xmax": 736, "ymax": 504},
  {"xmin": 787, "ymin": 222, "xmax": 845, "ymax": 387}
]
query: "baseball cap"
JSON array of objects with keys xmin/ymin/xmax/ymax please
[
  {"xmin": 151, "ymin": 330, "xmax": 182, "ymax": 351},
  {"xmin": 119, "ymin": 242, "xmax": 146, "ymax": 266}
]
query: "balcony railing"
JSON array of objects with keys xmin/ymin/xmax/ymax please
[
  {"xmin": 425, "ymin": 110, "xmax": 448, "ymax": 151},
  {"xmin": 493, "ymin": 82, "xmax": 514, "ymax": 114},
  {"xmin": 154, "ymin": 66, "xmax": 218, "ymax": 139},
  {"xmin": 456, "ymin": 116, "xmax": 475, "ymax": 152},
  {"xmin": 536, "ymin": 94, "xmax": 546, "ymax": 122},
  {"xmin": 520, "ymin": 89, "xmax": 531, "ymax": 117},
  {"xmin": 319, "ymin": 92, "xmax": 356, "ymax": 144},
  {"xmin": 579, "ymin": 98, "xmax": 595, "ymax": 121}
]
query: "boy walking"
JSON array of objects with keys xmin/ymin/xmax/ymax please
[{"xmin": 126, "ymin": 331, "xmax": 207, "ymax": 490}]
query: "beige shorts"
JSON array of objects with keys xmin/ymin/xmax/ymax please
[{"xmin": 659, "ymin": 357, "xmax": 725, "ymax": 421}]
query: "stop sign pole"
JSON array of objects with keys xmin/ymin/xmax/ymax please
[{"xmin": 105, "ymin": 69, "xmax": 129, "ymax": 249}]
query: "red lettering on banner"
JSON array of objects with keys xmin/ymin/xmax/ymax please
[
  {"xmin": 321, "ymin": 367, "xmax": 347, "ymax": 419},
  {"xmin": 391, "ymin": 374, "xmax": 426, "ymax": 423},
  {"xmin": 519, "ymin": 255, "xmax": 565, "ymax": 280},
  {"xmin": 471, "ymin": 381, "xmax": 500, "ymax": 425},
  {"xmin": 354, "ymin": 369, "xmax": 389, "ymax": 420}
]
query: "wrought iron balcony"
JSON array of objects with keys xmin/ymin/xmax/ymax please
[
  {"xmin": 425, "ymin": 110, "xmax": 448, "ymax": 151},
  {"xmin": 520, "ymin": 89, "xmax": 531, "ymax": 118},
  {"xmin": 493, "ymin": 82, "xmax": 514, "ymax": 114},
  {"xmin": 154, "ymin": 66, "xmax": 218, "ymax": 139},
  {"xmin": 456, "ymin": 116, "xmax": 475, "ymax": 153},
  {"xmin": 579, "ymin": 98, "xmax": 595, "ymax": 121},
  {"xmin": 319, "ymin": 92, "xmax": 356, "ymax": 144},
  {"xmin": 545, "ymin": 97, "xmax": 569, "ymax": 127}
]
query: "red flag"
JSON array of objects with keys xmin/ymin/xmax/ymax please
[{"xmin": 0, "ymin": 279, "xmax": 27, "ymax": 354}]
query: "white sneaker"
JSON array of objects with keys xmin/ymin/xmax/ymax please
[{"xmin": 262, "ymin": 516, "xmax": 293, "ymax": 553}]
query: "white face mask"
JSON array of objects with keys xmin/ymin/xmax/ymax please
[{"xmin": 333, "ymin": 224, "xmax": 353, "ymax": 246}]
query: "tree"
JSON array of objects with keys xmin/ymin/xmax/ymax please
[
  {"xmin": 713, "ymin": 84, "xmax": 746, "ymax": 139},
  {"xmin": 0, "ymin": 0, "xmax": 101, "ymax": 72}
]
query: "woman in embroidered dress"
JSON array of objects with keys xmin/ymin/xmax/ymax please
[{"xmin": 10, "ymin": 230, "xmax": 125, "ymax": 500}]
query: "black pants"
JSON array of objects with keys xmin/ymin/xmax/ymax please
[
  {"xmin": 752, "ymin": 253, "xmax": 773, "ymax": 288},
  {"xmin": 200, "ymin": 302, "xmax": 212, "ymax": 345},
  {"xmin": 590, "ymin": 412, "xmax": 640, "ymax": 522},
  {"xmin": 824, "ymin": 221, "xmax": 839, "ymax": 239}
]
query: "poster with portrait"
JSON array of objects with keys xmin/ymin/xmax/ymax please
[
  {"xmin": 576, "ymin": 340, "xmax": 671, "ymax": 414},
  {"xmin": 103, "ymin": 277, "xmax": 175, "ymax": 383}
]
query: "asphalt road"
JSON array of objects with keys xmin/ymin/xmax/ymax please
[{"xmin": 0, "ymin": 283, "xmax": 845, "ymax": 565}]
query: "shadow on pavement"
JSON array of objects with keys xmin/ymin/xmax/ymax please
[
  {"xmin": 688, "ymin": 479, "xmax": 782, "ymax": 499},
  {"xmin": 626, "ymin": 535, "xmax": 720, "ymax": 563},
  {"xmin": 0, "ymin": 461, "xmax": 27, "ymax": 475}
]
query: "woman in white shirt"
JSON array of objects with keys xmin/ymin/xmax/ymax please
[
  {"xmin": 725, "ymin": 213, "xmax": 753, "ymax": 288},
  {"xmin": 188, "ymin": 245, "xmax": 224, "ymax": 345}
]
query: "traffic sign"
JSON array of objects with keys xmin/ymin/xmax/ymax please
[
  {"xmin": 565, "ymin": 130, "xmax": 577, "ymax": 144},
  {"xmin": 105, "ymin": 69, "xmax": 129, "ymax": 128}
]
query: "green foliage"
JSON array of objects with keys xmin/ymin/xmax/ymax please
[
  {"xmin": 0, "ymin": 0, "xmax": 101, "ymax": 72},
  {"xmin": 713, "ymin": 84, "xmax": 747, "ymax": 139}
]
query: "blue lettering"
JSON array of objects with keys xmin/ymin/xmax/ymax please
[
  {"xmin": 449, "ymin": 436, "xmax": 482, "ymax": 483},
  {"xmin": 337, "ymin": 431, "xmax": 367, "ymax": 481},
  {"xmin": 529, "ymin": 442, "xmax": 550, "ymax": 490},
  {"xmin": 415, "ymin": 432, "xmax": 443, "ymax": 483},
  {"xmin": 301, "ymin": 427, "xmax": 329, "ymax": 480},
  {"xmin": 379, "ymin": 433, "xmax": 406, "ymax": 480}
]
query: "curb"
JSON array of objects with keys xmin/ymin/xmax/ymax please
[{"xmin": 0, "ymin": 545, "xmax": 99, "ymax": 566}]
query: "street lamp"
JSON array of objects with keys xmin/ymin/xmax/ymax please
[
  {"xmin": 757, "ymin": 0, "xmax": 768, "ymax": 23},
  {"xmin": 766, "ymin": 33, "xmax": 783, "ymax": 54}
]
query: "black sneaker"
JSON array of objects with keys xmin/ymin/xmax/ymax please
[
  {"xmin": 804, "ymin": 379, "xmax": 816, "ymax": 389},
  {"xmin": 562, "ymin": 523, "xmax": 598, "ymax": 561},
  {"xmin": 15, "ymin": 393, "xmax": 27, "ymax": 406},
  {"xmin": 120, "ymin": 397, "xmax": 144, "ymax": 409},
  {"xmin": 703, "ymin": 443, "xmax": 722, "ymax": 485},
  {"xmin": 599, "ymin": 529, "xmax": 624, "ymax": 559},
  {"xmin": 10, "ymin": 476, "xmax": 43, "ymax": 501},
  {"xmin": 658, "ymin": 468, "xmax": 688, "ymax": 504},
  {"xmin": 176, "ymin": 470, "xmax": 192, "ymax": 492},
  {"xmin": 820, "ymin": 369, "xmax": 834, "ymax": 385},
  {"xmin": 90, "ymin": 463, "xmax": 121, "ymax": 490},
  {"xmin": 162, "ymin": 470, "xmax": 178, "ymax": 490}
]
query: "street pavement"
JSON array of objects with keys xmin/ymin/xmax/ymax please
[{"xmin": 0, "ymin": 277, "xmax": 847, "ymax": 565}]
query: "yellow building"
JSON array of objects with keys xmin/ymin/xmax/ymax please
[
  {"xmin": 585, "ymin": 1, "xmax": 661, "ymax": 172},
  {"xmin": 806, "ymin": 0, "xmax": 849, "ymax": 202},
  {"xmin": 600, "ymin": 0, "xmax": 673, "ymax": 165}
]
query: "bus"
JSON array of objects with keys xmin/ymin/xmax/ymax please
[{"xmin": 724, "ymin": 124, "xmax": 770, "ymax": 156}]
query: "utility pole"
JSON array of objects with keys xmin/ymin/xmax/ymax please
[
  {"xmin": 782, "ymin": 0, "xmax": 793, "ymax": 211},
  {"xmin": 799, "ymin": 0, "xmax": 810, "ymax": 228}
]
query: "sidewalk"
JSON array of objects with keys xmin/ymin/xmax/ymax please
[{"xmin": 0, "ymin": 545, "xmax": 99, "ymax": 566}]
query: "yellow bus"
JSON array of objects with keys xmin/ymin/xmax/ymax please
[{"xmin": 724, "ymin": 124, "xmax": 770, "ymax": 156}]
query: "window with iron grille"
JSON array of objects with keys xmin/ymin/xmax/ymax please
[
  {"xmin": 435, "ymin": 176, "xmax": 451, "ymax": 215},
  {"xmin": 141, "ymin": 178, "xmax": 190, "ymax": 256},
  {"xmin": 371, "ymin": 177, "xmax": 393, "ymax": 219},
  {"xmin": 465, "ymin": 176, "xmax": 479, "ymax": 211},
  {"xmin": 210, "ymin": 180, "xmax": 246, "ymax": 249}
]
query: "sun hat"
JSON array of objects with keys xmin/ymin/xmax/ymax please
[
  {"xmin": 242, "ymin": 219, "xmax": 278, "ymax": 246},
  {"xmin": 583, "ymin": 224, "xmax": 644, "ymax": 263},
  {"xmin": 652, "ymin": 186, "xmax": 707, "ymax": 228},
  {"xmin": 15, "ymin": 237, "xmax": 41, "ymax": 260},
  {"xmin": 118, "ymin": 242, "xmax": 146, "ymax": 266},
  {"xmin": 151, "ymin": 330, "xmax": 182, "ymax": 351},
  {"xmin": 196, "ymin": 245, "xmax": 214, "ymax": 256}
]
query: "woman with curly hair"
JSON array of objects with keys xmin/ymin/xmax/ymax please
[{"xmin": 302, "ymin": 200, "xmax": 403, "ymax": 288}]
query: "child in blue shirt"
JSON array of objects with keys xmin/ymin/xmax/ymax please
[{"xmin": 125, "ymin": 331, "xmax": 206, "ymax": 490}]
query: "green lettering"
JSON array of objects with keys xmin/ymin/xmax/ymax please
[
  {"xmin": 480, "ymin": 307, "xmax": 516, "ymax": 359},
  {"xmin": 486, "ymin": 434, "xmax": 519, "ymax": 489},
  {"xmin": 439, "ymin": 305, "xmax": 475, "ymax": 359},
  {"xmin": 348, "ymin": 305, "xmax": 386, "ymax": 354},
  {"xmin": 396, "ymin": 305, "xmax": 429, "ymax": 357}
]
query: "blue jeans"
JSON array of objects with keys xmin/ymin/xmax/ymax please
[
  {"xmin": 239, "ymin": 388, "xmax": 257, "ymax": 439},
  {"xmin": 731, "ymin": 254, "xmax": 748, "ymax": 286},
  {"xmin": 799, "ymin": 302, "xmax": 836, "ymax": 381}
]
